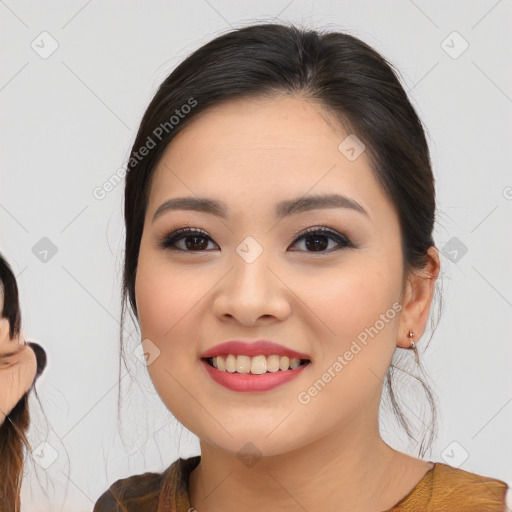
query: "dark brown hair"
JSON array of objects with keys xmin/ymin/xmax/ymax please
[
  {"xmin": 0, "ymin": 254, "xmax": 47, "ymax": 512},
  {"xmin": 119, "ymin": 22, "xmax": 441, "ymax": 457}
]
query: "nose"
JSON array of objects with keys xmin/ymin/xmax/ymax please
[{"xmin": 212, "ymin": 251, "xmax": 291, "ymax": 326}]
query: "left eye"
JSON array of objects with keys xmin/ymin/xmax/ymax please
[
  {"xmin": 159, "ymin": 226, "xmax": 353, "ymax": 253},
  {"xmin": 290, "ymin": 227, "xmax": 353, "ymax": 253}
]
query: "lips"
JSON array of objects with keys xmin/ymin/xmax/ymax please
[
  {"xmin": 201, "ymin": 358, "xmax": 309, "ymax": 392},
  {"xmin": 200, "ymin": 340, "xmax": 311, "ymax": 360},
  {"xmin": 199, "ymin": 340, "xmax": 312, "ymax": 392}
]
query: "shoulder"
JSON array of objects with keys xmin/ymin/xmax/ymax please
[
  {"xmin": 92, "ymin": 468, "xmax": 168, "ymax": 512},
  {"xmin": 92, "ymin": 455, "xmax": 201, "ymax": 512},
  {"xmin": 397, "ymin": 462, "xmax": 510, "ymax": 511},
  {"xmin": 433, "ymin": 462, "xmax": 509, "ymax": 495}
]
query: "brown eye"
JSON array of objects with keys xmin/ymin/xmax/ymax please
[
  {"xmin": 289, "ymin": 227, "xmax": 354, "ymax": 253},
  {"xmin": 159, "ymin": 228, "xmax": 218, "ymax": 252},
  {"xmin": 158, "ymin": 225, "xmax": 354, "ymax": 254}
]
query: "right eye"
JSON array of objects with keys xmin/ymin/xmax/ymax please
[{"xmin": 159, "ymin": 227, "xmax": 219, "ymax": 252}]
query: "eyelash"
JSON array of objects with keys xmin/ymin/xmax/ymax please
[{"xmin": 158, "ymin": 224, "xmax": 355, "ymax": 254}]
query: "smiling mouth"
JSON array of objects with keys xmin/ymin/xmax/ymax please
[{"xmin": 203, "ymin": 355, "xmax": 311, "ymax": 374}]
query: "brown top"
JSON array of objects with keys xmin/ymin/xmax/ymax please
[{"xmin": 93, "ymin": 455, "xmax": 509, "ymax": 512}]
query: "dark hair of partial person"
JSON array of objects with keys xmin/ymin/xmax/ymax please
[
  {"xmin": 0, "ymin": 253, "xmax": 47, "ymax": 512},
  {"xmin": 117, "ymin": 22, "xmax": 442, "ymax": 458}
]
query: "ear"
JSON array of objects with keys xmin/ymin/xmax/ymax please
[{"xmin": 397, "ymin": 246, "xmax": 440, "ymax": 348}]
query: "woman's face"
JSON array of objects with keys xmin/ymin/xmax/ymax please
[{"xmin": 135, "ymin": 95, "xmax": 411, "ymax": 457}]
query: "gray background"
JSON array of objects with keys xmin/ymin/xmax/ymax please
[{"xmin": 1, "ymin": 1, "xmax": 511, "ymax": 510}]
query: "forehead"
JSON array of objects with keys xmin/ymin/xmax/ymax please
[
  {"xmin": 147, "ymin": 95, "xmax": 390, "ymax": 222},
  {"xmin": 155, "ymin": 95, "xmax": 349, "ymax": 171}
]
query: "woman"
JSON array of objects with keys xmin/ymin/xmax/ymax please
[
  {"xmin": 94, "ymin": 23, "xmax": 509, "ymax": 511},
  {"xmin": 0, "ymin": 253, "xmax": 47, "ymax": 512}
]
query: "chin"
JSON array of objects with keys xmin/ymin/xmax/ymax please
[{"xmin": 198, "ymin": 426, "xmax": 307, "ymax": 461}]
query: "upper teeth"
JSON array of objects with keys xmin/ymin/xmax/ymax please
[{"xmin": 210, "ymin": 354, "xmax": 306, "ymax": 374}]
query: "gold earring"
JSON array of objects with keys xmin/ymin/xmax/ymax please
[
  {"xmin": 408, "ymin": 330, "xmax": 420, "ymax": 364},
  {"xmin": 408, "ymin": 329, "xmax": 415, "ymax": 349}
]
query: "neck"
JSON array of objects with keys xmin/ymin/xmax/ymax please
[{"xmin": 189, "ymin": 422, "xmax": 411, "ymax": 512}]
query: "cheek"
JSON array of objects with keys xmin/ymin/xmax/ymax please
[
  {"xmin": 0, "ymin": 350, "xmax": 37, "ymax": 420},
  {"xmin": 302, "ymin": 264, "xmax": 400, "ymax": 341},
  {"xmin": 135, "ymin": 248, "xmax": 203, "ymax": 341},
  {"xmin": 292, "ymin": 268, "xmax": 401, "ymax": 417},
  {"xmin": 297, "ymin": 260, "xmax": 402, "ymax": 402},
  {"xmin": 134, "ymin": 248, "xmax": 212, "ymax": 412},
  {"xmin": 22, "ymin": 349, "xmax": 38, "ymax": 393},
  {"xmin": 135, "ymin": 262, "xmax": 191, "ymax": 421}
]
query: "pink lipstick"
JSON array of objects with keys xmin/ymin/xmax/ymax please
[{"xmin": 200, "ymin": 339, "xmax": 311, "ymax": 392}]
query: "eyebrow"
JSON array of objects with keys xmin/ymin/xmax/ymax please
[{"xmin": 152, "ymin": 193, "xmax": 370, "ymax": 223}]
